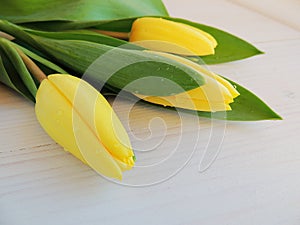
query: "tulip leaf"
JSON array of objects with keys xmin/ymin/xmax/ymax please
[
  {"xmin": 197, "ymin": 78, "xmax": 282, "ymax": 121},
  {"xmin": 0, "ymin": 16, "xmax": 279, "ymax": 121},
  {"xmin": 133, "ymin": 78, "xmax": 281, "ymax": 121},
  {"xmin": 26, "ymin": 29, "xmax": 127, "ymax": 46},
  {"xmin": 165, "ymin": 18, "xmax": 263, "ymax": 64},
  {"xmin": 0, "ymin": 55, "xmax": 16, "ymax": 90},
  {"xmin": 24, "ymin": 28, "xmax": 143, "ymax": 50},
  {"xmin": 77, "ymin": 16, "xmax": 264, "ymax": 65},
  {"xmin": 22, "ymin": 16, "xmax": 263, "ymax": 64},
  {"xmin": 1, "ymin": 9, "xmax": 263, "ymax": 65},
  {"xmin": 0, "ymin": 0, "xmax": 168, "ymax": 23},
  {"xmin": 0, "ymin": 20, "xmax": 205, "ymax": 95},
  {"xmin": 0, "ymin": 46, "xmax": 35, "ymax": 101},
  {"xmin": 21, "ymin": 18, "xmax": 136, "ymax": 32},
  {"xmin": 13, "ymin": 42, "xmax": 68, "ymax": 75},
  {"xmin": 0, "ymin": 37, "xmax": 69, "ymax": 101},
  {"xmin": 0, "ymin": 38, "xmax": 37, "ymax": 97},
  {"xmin": 0, "ymin": 19, "xmax": 141, "ymax": 49},
  {"xmin": 25, "ymin": 36, "xmax": 205, "ymax": 96},
  {"xmin": 103, "ymin": 75, "xmax": 281, "ymax": 121}
]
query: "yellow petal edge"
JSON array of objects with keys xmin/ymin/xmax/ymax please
[
  {"xmin": 35, "ymin": 74, "xmax": 134, "ymax": 180},
  {"xmin": 129, "ymin": 17, "xmax": 217, "ymax": 56},
  {"xmin": 135, "ymin": 52, "xmax": 240, "ymax": 112}
]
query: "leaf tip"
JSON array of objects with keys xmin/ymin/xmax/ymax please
[{"xmin": 257, "ymin": 49, "xmax": 265, "ymax": 55}]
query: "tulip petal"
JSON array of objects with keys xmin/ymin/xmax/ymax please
[
  {"xmin": 135, "ymin": 52, "xmax": 239, "ymax": 112},
  {"xmin": 129, "ymin": 17, "xmax": 216, "ymax": 56},
  {"xmin": 185, "ymin": 25, "xmax": 218, "ymax": 48},
  {"xmin": 47, "ymin": 75, "xmax": 134, "ymax": 163},
  {"xmin": 35, "ymin": 74, "xmax": 134, "ymax": 179},
  {"xmin": 138, "ymin": 94, "xmax": 232, "ymax": 112}
]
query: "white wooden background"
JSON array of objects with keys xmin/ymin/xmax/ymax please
[{"xmin": 1, "ymin": 0, "xmax": 300, "ymax": 224}]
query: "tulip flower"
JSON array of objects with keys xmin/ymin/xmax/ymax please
[
  {"xmin": 135, "ymin": 52, "xmax": 240, "ymax": 112},
  {"xmin": 35, "ymin": 74, "xmax": 135, "ymax": 180},
  {"xmin": 129, "ymin": 17, "xmax": 217, "ymax": 56}
]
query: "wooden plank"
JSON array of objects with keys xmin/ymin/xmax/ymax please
[
  {"xmin": 1, "ymin": 1, "xmax": 300, "ymax": 225},
  {"xmin": 163, "ymin": 0, "xmax": 300, "ymax": 43},
  {"xmin": 232, "ymin": 0, "xmax": 300, "ymax": 31}
]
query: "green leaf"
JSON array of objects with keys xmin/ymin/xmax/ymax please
[
  {"xmin": 0, "ymin": 0, "xmax": 262, "ymax": 64},
  {"xmin": 21, "ymin": 17, "xmax": 137, "ymax": 32},
  {"xmin": 0, "ymin": 20, "xmax": 206, "ymax": 96},
  {"xmin": 106, "ymin": 75, "xmax": 281, "ymax": 121},
  {"xmin": 197, "ymin": 78, "xmax": 282, "ymax": 121},
  {"xmin": 165, "ymin": 17, "xmax": 264, "ymax": 64},
  {"xmin": 0, "ymin": 0, "xmax": 168, "ymax": 23},
  {"xmin": 22, "ymin": 16, "xmax": 263, "ymax": 64},
  {"xmin": 13, "ymin": 43, "xmax": 68, "ymax": 74},
  {"xmin": 93, "ymin": 18, "xmax": 137, "ymax": 32},
  {"xmin": 1, "ymin": 19, "xmax": 143, "ymax": 51},
  {"xmin": 48, "ymin": 16, "xmax": 261, "ymax": 64},
  {"xmin": 24, "ymin": 28, "xmax": 143, "ymax": 50},
  {"xmin": 23, "ymin": 16, "xmax": 262, "ymax": 66},
  {"xmin": 0, "ymin": 18, "xmax": 279, "ymax": 121},
  {"xmin": 0, "ymin": 38, "xmax": 37, "ymax": 97},
  {"xmin": 0, "ymin": 19, "xmax": 138, "ymax": 49},
  {"xmin": 0, "ymin": 37, "xmax": 67, "ymax": 102},
  {"xmin": 0, "ymin": 42, "xmax": 35, "ymax": 101},
  {"xmin": 31, "ymin": 36, "xmax": 205, "ymax": 96},
  {"xmin": 0, "ymin": 55, "xmax": 31, "ymax": 98},
  {"xmin": 27, "ymin": 29, "xmax": 127, "ymax": 46},
  {"xmin": 0, "ymin": 20, "xmax": 43, "ymax": 49}
]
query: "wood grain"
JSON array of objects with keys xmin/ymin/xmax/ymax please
[{"xmin": 1, "ymin": 1, "xmax": 300, "ymax": 225}]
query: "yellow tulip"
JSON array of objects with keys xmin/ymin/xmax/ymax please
[
  {"xmin": 135, "ymin": 52, "xmax": 240, "ymax": 112},
  {"xmin": 129, "ymin": 17, "xmax": 217, "ymax": 56},
  {"xmin": 35, "ymin": 74, "xmax": 134, "ymax": 180}
]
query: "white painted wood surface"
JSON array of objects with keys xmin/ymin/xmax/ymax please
[{"xmin": 1, "ymin": 1, "xmax": 300, "ymax": 224}]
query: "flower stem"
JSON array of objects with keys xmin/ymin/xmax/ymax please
[
  {"xmin": 0, "ymin": 31, "xmax": 14, "ymax": 40},
  {"xmin": 15, "ymin": 47, "xmax": 47, "ymax": 83},
  {"xmin": 91, "ymin": 29, "xmax": 129, "ymax": 40},
  {"xmin": 0, "ymin": 32, "xmax": 47, "ymax": 83}
]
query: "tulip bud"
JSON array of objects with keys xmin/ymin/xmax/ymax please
[
  {"xmin": 35, "ymin": 74, "xmax": 134, "ymax": 180},
  {"xmin": 135, "ymin": 52, "xmax": 240, "ymax": 112},
  {"xmin": 129, "ymin": 17, "xmax": 217, "ymax": 56}
]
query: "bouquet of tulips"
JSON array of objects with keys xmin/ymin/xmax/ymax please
[{"xmin": 0, "ymin": 0, "xmax": 281, "ymax": 179}]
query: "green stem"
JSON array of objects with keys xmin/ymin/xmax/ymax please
[
  {"xmin": 91, "ymin": 29, "xmax": 129, "ymax": 40},
  {"xmin": 0, "ymin": 31, "xmax": 14, "ymax": 40},
  {"xmin": 16, "ymin": 47, "xmax": 47, "ymax": 83},
  {"xmin": 0, "ymin": 33, "xmax": 47, "ymax": 83},
  {"xmin": 0, "ymin": 20, "xmax": 49, "ymax": 83}
]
